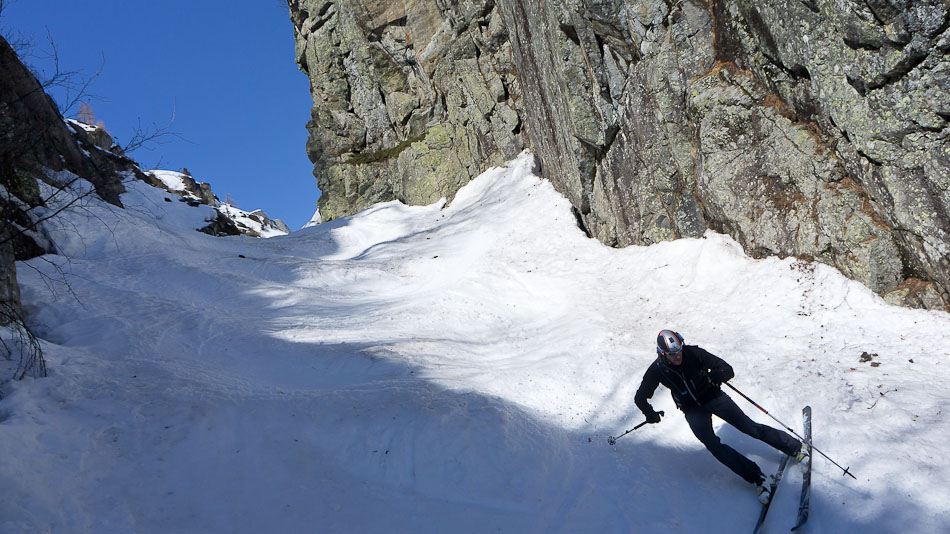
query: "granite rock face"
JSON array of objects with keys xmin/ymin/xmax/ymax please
[
  {"xmin": 290, "ymin": 0, "xmax": 949, "ymax": 310},
  {"xmin": 708, "ymin": 0, "xmax": 950, "ymax": 307},
  {"xmin": 288, "ymin": 0, "xmax": 525, "ymax": 220}
]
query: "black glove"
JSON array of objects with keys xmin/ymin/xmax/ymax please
[
  {"xmin": 645, "ymin": 410, "xmax": 662, "ymax": 424},
  {"xmin": 709, "ymin": 370, "xmax": 728, "ymax": 386}
]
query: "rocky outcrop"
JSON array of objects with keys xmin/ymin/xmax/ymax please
[
  {"xmin": 496, "ymin": 0, "xmax": 949, "ymax": 309},
  {"xmin": 288, "ymin": 0, "xmax": 524, "ymax": 220},
  {"xmin": 145, "ymin": 169, "xmax": 291, "ymax": 237},
  {"xmin": 292, "ymin": 0, "xmax": 949, "ymax": 311},
  {"xmin": 706, "ymin": 0, "xmax": 950, "ymax": 308},
  {"xmin": 0, "ymin": 38, "xmax": 135, "ymax": 209},
  {"xmin": 143, "ymin": 168, "xmax": 221, "ymax": 206},
  {"xmin": 2, "ymin": 35, "xmax": 138, "ymax": 318}
]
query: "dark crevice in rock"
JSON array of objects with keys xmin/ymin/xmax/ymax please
[
  {"xmin": 789, "ymin": 63, "xmax": 811, "ymax": 80},
  {"xmin": 866, "ymin": 49, "xmax": 929, "ymax": 91},
  {"xmin": 931, "ymin": 12, "xmax": 950, "ymax": 40},
  {"xmin": 800, "ymin": 0, "xmax": 820, "ymax": 14},
  {"xmin": 604, "ymin": 124, "xmax": 620, "ymax": 154},
  {"xmin": 377, "ymin": 87, "xmax": 389, "ymax": 120},
  {"xmin": 861, "ymin": 1, "xmax": 893, "ymax": 27},
  {"xmin": 589, "ymin": 21, "xmax": 638, "ymax": 64},
  {"xmin": 310, "ymin": 12, "xmax": 334, "ymax": 34},
  {"xmin": 763, "ymin": 53, "xmax": 812, "ymax": 82},
  {"xmin": 512, "ymin": 114, "xmax": 523, "ymax": 135},
  {"xmin": 341, "ymin": 134, "xmax": 425, "ymax": 166},
  {"xmin": 711, "ymin": 0, "xmax": 744, "ymax": 63},
  {"xmin": 291, "ymin": 6, "xmax": 309, "ymax": 28},
  {"xmin": 573, "ymin": 129, "xmax": 618, "ymax": 164},
  {"xmin": 846, "ymin": 75, "xmax": 868, "ymax": 97},
  {"xmin": 843, "ymin": 36, "xmax": 883, "ymax": 51},
  {"xmin": 666, "ymin": 0, "xmax": 684, "ymax": 25},
  {"xmin": 856, "ymin": 147, "xmax": 884, "ymax": 166},
  {"xmin": 594, "ymin": 33, "xmax": 607, "ymax": 58},
  {"xmin": 893, "ymin": 234, "xmax": 922, "ymax": 281},
  {"xmin": 560, "ymin": 24, "xmax": 581, "ymax": 46},
  {"xmin": 306, "ymin": 3, "xmax": 336, "ymax": 34},
  {"xmin": 475, "ymin": 0, "xmax": 496, "ymax": 20},
  {"xmin": 400, "ymin": 109, "xmax": 414, "ymax": 128},
  {"xmin": 571, "ymin": 206, "xmax": 593, "ymax": 238},
  {"xmin": 740, "ymin": 4, "xmax": 783, "ymax": 65},
  {"xmin": 918, "ymin": 122, "xmax": 945, "ymax": 133}
]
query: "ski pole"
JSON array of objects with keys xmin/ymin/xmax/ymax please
[
  {"xmin": 725, "ymin": 382, "xmax": 856, "ymax": 480},
  {"xmin": 607, "ymin": 411, "xmax": 664, "ymax": 446}
]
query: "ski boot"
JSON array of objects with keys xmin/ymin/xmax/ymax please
[
  {"xmin": 756, "ymin": 474, "xmax": 775, "ymax": 504},
  {"xmin": 795, "ymin": 442, "xmax": 810, "ymax": 467}
]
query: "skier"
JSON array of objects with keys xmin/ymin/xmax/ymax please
[{"xmin": 634, "ymin": 329, "xmax": 808, "ymax": 503}]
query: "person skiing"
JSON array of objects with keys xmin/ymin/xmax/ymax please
[{"xmin": 634, "ymin": 329, "xmax": 807, "ymax": 503}]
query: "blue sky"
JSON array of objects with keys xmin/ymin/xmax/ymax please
[{"xmin": 1, "ymin": 0, "xmax": 318, "ymax": 230}]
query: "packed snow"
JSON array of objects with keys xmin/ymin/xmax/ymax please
[{"xmin": 2, "ymin": 152, "xmax": 949, "ymax": 533}]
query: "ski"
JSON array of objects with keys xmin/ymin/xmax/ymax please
[
  {"xmin": 753, "ymin": 454, "xmax": 791, "ymax": 534},
  {"xmin": 792, "ymin": 406, "xmax": 812, "ymax": 531}
]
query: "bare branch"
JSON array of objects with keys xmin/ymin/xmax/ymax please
[
  {"xmin": 0, "ymin": 174, "xmax": 100, "ymax": 248},
  {"xmin": 121, "ymin": 101, "xmax": 191, "ymax": 154},
  {"xmin": 30, "ymin": 29, "xmax": 104, "ymax": 116},
  {"xmin": 1, "ymin": 301, "xmax": 47, "ymax": 389}
]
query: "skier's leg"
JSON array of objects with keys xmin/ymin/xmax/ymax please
[
  {"xmin": 683, "ymin": 407, "xmax": 763, "ymax": 484},
  {"xmin": 710, "ymin": 393, "xmax": 801, "ymax": 456}
]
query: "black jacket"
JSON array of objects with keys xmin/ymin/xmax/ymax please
[{"xmin": 634, "ymin": 345, "xmax": 734, "ymax": 414}]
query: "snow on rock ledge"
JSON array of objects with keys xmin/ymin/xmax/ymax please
[{"xmin": 145, "ymin": 169, "xmax": 290, "ymax": 238}]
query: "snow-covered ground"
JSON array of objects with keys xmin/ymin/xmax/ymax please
[{"xmin": 2, "ymin": 152, "xmax": 949, "ymax": 533}]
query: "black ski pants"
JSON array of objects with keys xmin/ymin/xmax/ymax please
[{"xmin": 683, "ymin": 392, "xmax": 801, "ymax": 484}]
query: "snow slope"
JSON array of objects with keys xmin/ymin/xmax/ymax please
[{"xmin": 2, "ymin": 152, "xmax": 950, "ymax": 533}]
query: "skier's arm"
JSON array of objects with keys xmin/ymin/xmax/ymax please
[
  {"xmin": 634, "ymin": 365, "xmax": 662, "ymax": 418},
  {"xmin": 697, "ymin": 347, "xmax": 734, "ymax": 384}
]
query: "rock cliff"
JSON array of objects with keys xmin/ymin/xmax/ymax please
[
  {"xmin": 292, "ymin": 0, "xmax": 949, "ymax": 310},
  {"xmin": 1, "ymin": 34, "xmax": 136, "ymax": 320},
  {"xmin": 288, "ymin": 0, "xmax": 525, "ymax": 220}
]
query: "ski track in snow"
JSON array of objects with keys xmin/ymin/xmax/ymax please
[{"xmin": 2, "ymin": 152, "xmax": 950, "ymax": 533}]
